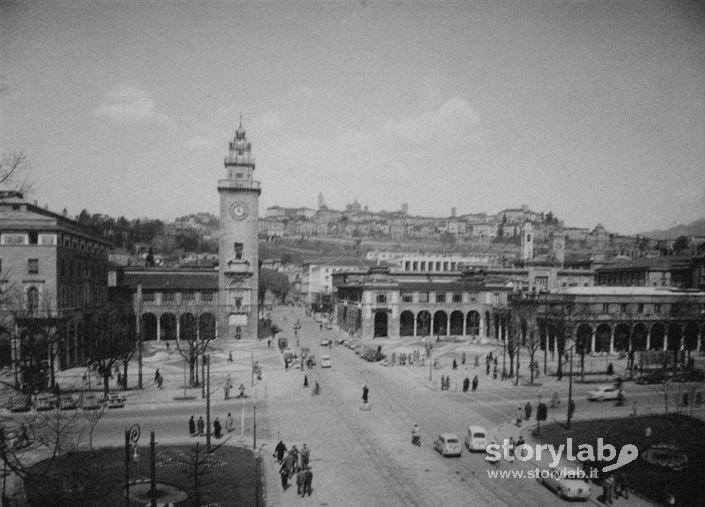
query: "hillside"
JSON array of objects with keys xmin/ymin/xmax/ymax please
[{"xmin": 640, "ymin": 218, "xmax": 705, "ymax": 240}]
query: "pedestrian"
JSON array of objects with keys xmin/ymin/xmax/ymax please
[
  {"xmin": 267, "ymin": 338, "xmax": 271, "ymax": 348},
  {"xmin": 225, "ymin": 412, "xmax": 234, "ymax": 433},
  {"xmin": 452, "ymin": 359, "xmax": 457, "ymax": 370},
  {"xmin": 274, "ymin": 440, "xmax": 287, "ymax": 464},
  {"xmin": 304, "ymin": 375, "xmax": 309, "ymax": 388},
  {"xmin": 154, "ymin": 369, "xmax": 160, "ymax": 385},
  {"xmin": 524, "ymin": 402, "xmax": 532, "ymax": 420},
  {"xmin": 188, "ymin": 416, "xmax": 196, "ymax": 437},
  {"xmin": 472, "ymin": 375, "xmax": 478, "ymax": 392},
  {"xmin": 303, "ymin": 466, "xmax": 313, "ymax": 496},
  {"xmin": 440, "ymin": 374, "xmax": 445, "ymax": 391},
  {"xmin": 117, "ymin": 371, "xmax": 122, "ymax": 388},
  {"xmin": 300, "ymin": 443, "xmax": 310, "ymax": 469},
  {"xmin": 462, "ymin": 377, "xmax": 470, "ymax": 393},
  {"xmin": 197, "ymin": 416, "xmax": 205, "ymax": 436},
  {"xmin": 493, "ymin": 365, "xmax": 498, "ymax": 379},
  {"xmin": 568, "ymin": 399, "xmax": 576, "ymax": 420},
  {"xmin": 616, "ymin": 471, "xmax": 629, "ymax": 499},
  {"xmin": 362, "ymin": 384, "xmax": 369, "ymax": 404},
  {"xmin": 282, "ymin": 449, "xmax": 297, "ymax": 478},
  {"xmin": 213, "ymin": 417, "xmax": 222, "ymax": 439},
  {"xmin": 156, "ymin": 373, "xmax": 163, "ymax": 389},
  {"xmin": 602, "ymin": 475, "xmax": 614, "ymax": 505},
  {"xmin": 516, "ymin": 406, "xmax": 523, "ymax": 426},
  {"xmin": 296, "ymin": 467, "xmax": 306, "ymax": 495},
  {"xmin": 278, "ymin": 461, "xmax": 290, "ymax": 491},
  {"xmin": 486, "ymin": 362, "xmax": 490, "ymax": 375}
]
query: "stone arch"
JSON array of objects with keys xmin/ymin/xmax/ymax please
[
  {"xmin": 433, "ymin": 311, "xmax": 447, "ymax": 336},
  {"xmin": 180, "ymin": 313, "xmax": 197, "ymax": 340},
  {"xmin": 632, "ymin": 323, "xmax": 647, "ymax": 351},
  {"xmin": 667, "ymin": 323, "xmax": 682, "ymax": 351},
  {"xmin": 416, "ymin": 311, "xmax": 431, "ymax": 336},
  {"xmin": 199, "ymin": 313, "xmax": 216, "ymax": 341},
  {"xmin": 143, "ymin": 313, "xmax": 158, "ymax": 341},
  {"xmin": 374, "ymin": 311, "xmax": 388, "ymax": 338},
  {"xmin": 466, "ymin": 311, "xmax": 480, "ymax": 336},
  {"xmin": 684, "ymin": 323, "xmax": 699, "ymax": 351},
  {"xmin": 595, "ymin": 323, "xmax": 611, "ymax": 353},
  {"xmin": 449, "ymin": 311, "xmax": 464, "ymax": 335},
  {"xmin": 614, "ymin": 323, "xmax": 631, "ymax": 352},
  {"xmin": 400, "ymin": 311, "xmax": 414, "ymax": 336},
  {"xmin": 650, "ymin": 323, "xmax": 665, "ymax": 350},
  {"xmin": 160, "ymin": 313, "xmax": 176, "ymax": 341},
  {"xmin": 576, "ymin": 323, "xmax": 592, "ymax": 354}
]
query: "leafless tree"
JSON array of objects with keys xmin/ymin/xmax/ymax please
[
  {"xmin": 0, "ymin": 151, "xmax": 33, "ymax": 196},
  {"xmin": 173, "ymin": 305, "xmax": 215, "ymax": 388},
  {"xmin": 82, "ymin": 404, "xmax": 107, "ymax": 450}
]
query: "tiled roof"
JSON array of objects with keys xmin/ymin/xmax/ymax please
[{"xmin": 556, "ymin": 286, "xmax": 705, "ymax": 297}]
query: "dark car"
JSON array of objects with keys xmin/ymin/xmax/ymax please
[
  {"xmin": 59, "ymin": 395, "xmax": 79, "ymax": 410},
  {"xmin": 636, "ymin": 371, "xmax": 666, "ymax": 385},
  {"xmin": 673, "ymin": 369, "xmax": 705, "ymax": 383},
  {"xmin": 33, "ymin": 393, "xmax": 58, "ymax": 411}
]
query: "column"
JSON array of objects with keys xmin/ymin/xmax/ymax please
[
  {"xmin": 646, "ymin": 328, "xmax": 651, "ymax": 350},
  {"xmin": 609, "ymin": 326, "xmax": 615, "ymax": 355},
  {"xmin": 156, "ymin": 315, "xmax": 161, "ymax": 342},
  {"xmin": 663, "ymin": 330, "xmax": 668, "ymax": 351},
  {"xmin": 462, "ymin": 313, "xmax": 467, "ymax": 336},
  {"xmin": 591, "ymin": 328, "xmax": 596, "ymax": 354}
]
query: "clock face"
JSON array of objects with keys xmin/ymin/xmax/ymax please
[{"xmin": 229, "ymin": 202, "xmax": 248, "ymax": 220}]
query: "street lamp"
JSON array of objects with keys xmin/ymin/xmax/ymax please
[{"xmin": 565, "ymin": 339, "xmax": 575, "ymax": 430}]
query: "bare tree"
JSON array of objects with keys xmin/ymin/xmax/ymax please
[
  {"xmin": 174, "ymin": 305, "xmax": 215, "ymax": 388},
  {"xmin": 0, "ymin": 151, "xmax": 32, "ymax": 196},
  {"xmin": 86, "ymin": 306, "xmax": 137, "ymax": 397},
  {"xmin": 82, "ymin": 404, "xmax": 107, "ymax": 450}
]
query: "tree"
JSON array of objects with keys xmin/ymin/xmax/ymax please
[
  {"xmin": 174, "ymin": 308, "xmax": 215, "ymax": 388},
  {"xmin": 673, "ymin": 235, "xmax": 690, "ymax": 254},
  {"xmin": 86, "ymin": 306, "xmax": 137, "ymax": 397},
  {"xmin": 0, "ymin": 151, "xmax": 32, "ymax": 195},
  {"xmin": 259, "ymin": 268, "xmax": 290, "ymax": 305}
]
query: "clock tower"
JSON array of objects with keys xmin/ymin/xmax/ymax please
[{"xmin": 218, "ymin": 120, "xmax": 261, "ymax": 340}]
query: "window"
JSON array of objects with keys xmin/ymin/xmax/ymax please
[
  {"xmin": 162, "ymin": 292, "xmax": 175, "ymax": 304},
  {"xmin": 182, "ymin": 291, "xmax": 194, "ymax": 302},
  {"xmin": 28, "ymin": 231, "xmax": 38, "ymax": 244},
  {"xmin": 602, "ymin": 303, "xmax": 610, "ymax": 313},
  {"xmin": 26, "ymin": 287, "xmax": 39, "ymax": 314},
  {"xmin": 235, "ymin": 297, "xmax": 242, "ymax": 309},
  {"xmin": 420, "ymin": 261, "xmax": 426, "ymax": 271},
  {"xmin": 401, "ymin": 293, "xmax": 413, "ymax": 303},
  {"xmin": 654, "ymin": 304, "xmax": 661, "ymax": 313},
  {"xmin": 28, "ymin": 258, "xmax": 38, "ymax": 274},
  {"xmin": 436, "ymin": 293, "xmax": 446, "ymax": 303},
  {"xmin": 412, "ymin": 261, "xmax": 418, "ymax": 271},
  {"xmin": 201, "ymin": 292, "xmax": 214, "ymax": 303},
  {"xmin": 376, "ymin": 293, "xmax": 387, "ymax": 304},
  {"xmin": 143, "ymin": 292, "xmax": 155, "ymax": 303},
  {"xmin": 637, "ymin": 303, "xmax": 644, "ymax": 313},
  {"xmin": 672, "ymin": 303, "xmax": 679, "ymax": 314},
  {"xmin": 620, "ymin": 304, "xmax": 627, "ymax": 313},
  {"xmin": 450, "ymin": 262, "xmax": 457, "ymax": 271},
  {"xmin": 443, "ymin": 262, "xmax": 449, "ymax": 271},
  {"xmin": 452, "ymin": 293, "xmax": 462, "ymax": 303},
  {"xmin": 234, "ymin": 242, "xmax": 243, "ymax": 260},
  {"xmin": 419, "ymin": 291, "xmax": 429, "ymax": 303}
]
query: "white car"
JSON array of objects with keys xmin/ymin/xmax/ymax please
[
  {"xmin": 464, "ymin": 425, "xmax": 487, "ymax": 452},
  {"xmin": 587, "ymin": 385, "xmax": 622, "ymax": 401},
  {"xmin": 320, "ymin": 355, "xmax": 332, "ymax": 368},
  {"xmin": 433, "ymin": 433, "xmax": 462, "ymax": 457},
  {"xmin": 537, "ymin": 472, "xmax": 591, "ymax": 500},
  {"xmin": 320, "ymin": 338, "xmax": 331, "ymax": 346}
]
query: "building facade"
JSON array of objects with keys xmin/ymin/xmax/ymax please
[{"xmin": 0, "ymin": 190, "xmax": 110, "ymax": 384}]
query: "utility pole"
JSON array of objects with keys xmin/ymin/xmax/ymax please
[
  {"xmin": 137, "ymin": 282, "xmax": 143, "ymax": 389},
  {"xmin": 253, "ymin": 403, "xmax": 257, "ymax": 450},
  {"xmin": 149, "ymin": 432, "xmax": 156, "ymax": 507},
  {"xmin": 206, "ymin": 355, "xmax": 211, "ymax": 452},
  {"xmin": 567, "ymin": 347, "xmax": 574, "ymax": 430}
]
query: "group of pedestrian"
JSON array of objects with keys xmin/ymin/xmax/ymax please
[
  {"xmin": 275, "ymin": 441, "xmax": 313, "ymax": 497},
  {"xmin": 440, "ymin": 374, "xmax": 451, "ymax": 391},
  {"xmin": 188, "ymin": 412, "xmax": 235, "ymax": 437},
  {"xmin": 601, "ymin": 471, "xmax": 630, "ymax": 505}
]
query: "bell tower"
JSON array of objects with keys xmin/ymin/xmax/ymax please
[{"xmin": 218, "ymin": 119, "xmax": 261, "ymax": 340}]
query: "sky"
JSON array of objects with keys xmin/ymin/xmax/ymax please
[{"xmin": 1, "ymin": 0, "xmax": 704, "ymax": 235}]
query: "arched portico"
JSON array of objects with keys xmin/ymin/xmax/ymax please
[
  {"xmin": 433, "ymin": 311, "xmax": 447, "ymax": 337},
  {"xmin": 417, "ymin": 311, "xmax": 431, "ymax": 336},
  {"xmin": 374, "ymin": 311, "xmax": 388, "ymax": 338},
  {"xmin": 449, "ymin": 311, "xmax": 464, "ymax": 335},
  {"xmin": 400, "ymin": 311, "xmax": 414, "ymax": 336}
]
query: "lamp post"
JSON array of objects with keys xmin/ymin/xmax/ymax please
[
  {"xmin": 537, "ymin": 392, "xmax": 542, "ymax": 436},
  {"xmin": 567, "ymin": 345, "xmax": 574, "ymax": 430}
]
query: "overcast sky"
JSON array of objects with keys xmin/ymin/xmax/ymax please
[{"xmin": 2, "ymin": 0, "xmax": 704, "ymax": 235}]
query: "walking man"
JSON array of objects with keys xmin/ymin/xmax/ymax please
[
  {"xmin": 300, "ymin": 443, "xmax": 310, "ymax": 469},
  {"xmin": 274, "ymin": 440, "xmax": 287, "ymax": 464},
  {"xmin": 362, "ymin": 384, "xmax": 369, "ymax": 404},
  {"xmin": 303, "ymin": 466, "xmax": 313, "ymax": 496},
  {"xmin": 524, "ymin": 402, "xmax": 532, "ymax": 420},
  {"xmin": 462, "ymin": 377, "xmax": 470, "ymax": 393},
  {"xmin": 225, "ymin": 412, "xmax": 234, "ymax": 433},
  {"xmin": 197, "ymin": 416, "xmax": 205, "ymax": 436},
  {"xmin": 296, "ymin": 467, "xmax": 306, "ymax": 495},
  {"xmin": 213, "ymin": 417, "xmax": 222, "ymax": 439},
  {"xmin": 472, "ymin": 375, "xmax": 479, "ymax": 392}
]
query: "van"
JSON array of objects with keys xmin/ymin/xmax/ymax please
[{"xmin": 464, "ymin": 425, "xmax": 487, "ymax": 452}]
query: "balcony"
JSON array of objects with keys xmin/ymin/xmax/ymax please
[
  {"xmin": 217, "ymin": 179, "xmax": 261, "ymax": 192},
  {"xmin": 224, "ymin": 155, "xmax": 255, "ymax": 165}
]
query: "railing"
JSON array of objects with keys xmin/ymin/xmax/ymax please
[
  {"xmin": 217, "ymin": 179, "xmax": 261, "ymax": 190},
  {"xmin": 224, "ymin": 155, "xmax": 255, "ymax": 165}
]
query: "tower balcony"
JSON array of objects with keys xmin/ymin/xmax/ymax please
[
  {"xmin": 217, "ymin": 179, "xmax": 261, "ymax": 192},
  {"xmin": 224, "ymin": 155, "xmax": 255, "ymax": 165},
  {"xmin": 222, "ymin": 259, "xmax": 254, "ymax": 277}
]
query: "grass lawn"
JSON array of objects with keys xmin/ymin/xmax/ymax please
[
  {"xmin": 26, "ymin": 444, "xmax": 262, "ymax": 506},
  {"xmin": 538, "ymin": 414, "xmax": 705, "ymax": 506}
]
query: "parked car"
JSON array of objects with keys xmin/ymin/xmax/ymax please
[
  {"xmin": 636, "ymin": 371, "xmax": 666, "ymax": 385},
  {"xmin": 464, "ymin": 425, "xmax": 488, "ymax": 452},
  {"xmin": 33, "ymin": 393, "xmax": 57, "ymax": 411},
  {"xmin": 537, "ymin": 471, "xmax": 591, "ymax": 500},
  {"xmin": 587, "ymin": 385, "xmax": 622, "ymax": 401},
  {"xmin": 59, "ymin": 394, "xmax": 79, "ymax": 410},
  {"xmin": 673, "ymin": 369, "xmax": 705, "ymax": 383},
  {"xmin": 81, "ymin": 394, "xmax": 102, "ymax": 410},
  {"xmin": 320, "ymin": 338, "xmax": 331, "ymax": 346},
  {"xmin": 8, "ymin": 395, "xmax": 32, "ymax": 413},
  {"xmin": 320, "ymin": 355, "xmax": 332, "ymax": 368},
  {"xmin": 433, "ymin": 433, "xmax": 462, "ymax": 457},
  {"xmin": 103, "ymin": 392, "xmax": 125, "ymax": 409},
  {"xmin": 277, "ymin": 337, "xmax": 288, "ymax": 350}
]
